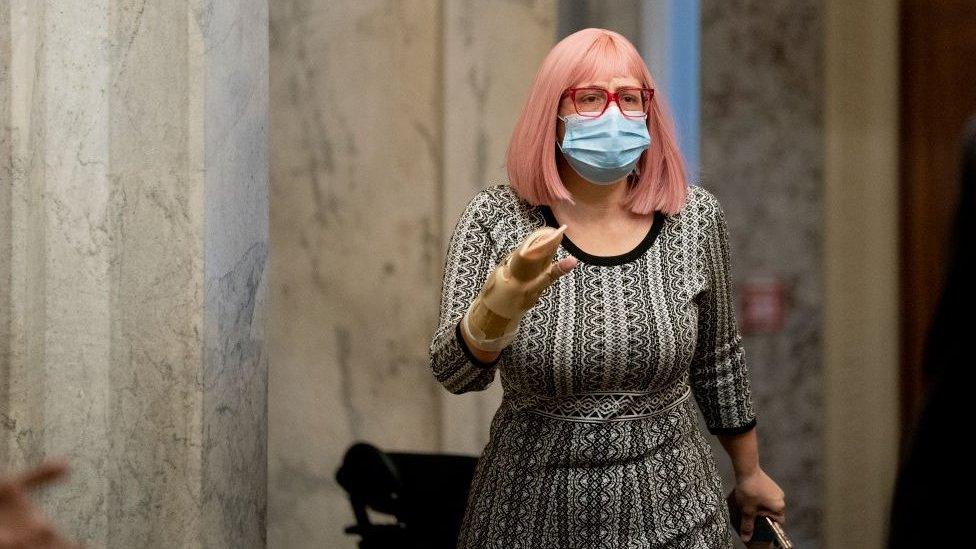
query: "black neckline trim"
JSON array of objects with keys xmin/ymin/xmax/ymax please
[{"xmin": 537, "ymin": 205, "xmax": 665, "ymax": 266}]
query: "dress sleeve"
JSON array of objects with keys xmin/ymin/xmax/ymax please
[
  {"xmin": 428, "ymin": 191, "xmax": 503, "ymax": 394},
  {"xmin": 689, "ymin": 189, "xmax": 758, "ymax": 435}
]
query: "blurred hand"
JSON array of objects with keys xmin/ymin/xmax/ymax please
[{"xmin": 0, "ymin": 458, "xmax": 81, "ymax": 549}]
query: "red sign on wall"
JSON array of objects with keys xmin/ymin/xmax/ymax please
[{"xmin": 739, "ymin": 276, "xmax": 790, "ymax": 335}]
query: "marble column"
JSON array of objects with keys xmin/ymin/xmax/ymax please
[
  {"xmin": 268, "ymin": 0, "xmax": 556, "ymax": 546},
  {"xmin": 557, "ymin": 0, "xmax": 642, "ymax": 45},
  {"xmin": 701, "ymin": 1, "xmax": 825, "ymax": 546},
  {"xmin": 0, "ymin": 1, "xmax": 268, "ymax": 547},
  {"xmin": 268, "ymin": 2, "xmax": 444, "ymax": 547},
  {"xmin": 440, "ymin": 0, "xmax": 558, "ymax": 454}
]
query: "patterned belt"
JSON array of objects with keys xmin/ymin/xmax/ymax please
[{"xmin": 507, "ymin": 381, "xmax": 692, "ymax": 423}]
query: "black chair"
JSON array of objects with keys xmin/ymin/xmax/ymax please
[{"xmin": 335, "ymin": 442, "xmax": 480, "ymax": 549}]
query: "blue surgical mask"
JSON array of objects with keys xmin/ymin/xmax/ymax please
[{"xmin": 557, "ymin": 105, "xmax": 652, "ymax": 184}]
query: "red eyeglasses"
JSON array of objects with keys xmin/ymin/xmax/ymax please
[{"xmin": 560, "ymin": 87, "xmax": 655, "ymax": 118}]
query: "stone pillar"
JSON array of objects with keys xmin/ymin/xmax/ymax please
[
  {"xmin": 268, "ymin": 2, "xmax": 444, "ymax": 547},
  {"xmin": 0, "ymin": 1, "xmax": 268, "ymax": 547},
  {"xmin": 268, "ymin": 0, "xmax": 556, "ymax": 546},
  {"xmin": 440, "ymin": 0, "xmax": 558, "ymax": 454},
  {"xmin": 701, "ymin": 1, "xmax": 825, "ymax": 546},
  {"xmin": 0, "ymin": 0, "xmax": 11, "ymax": 470},
  {"xmin": 557, "ymin": 0, "xmax": 642, "ymax": 45}
]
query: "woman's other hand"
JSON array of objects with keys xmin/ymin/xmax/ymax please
[{"xmin": 731, "ymin": 467, "xmax": 787, "ymax": 543}]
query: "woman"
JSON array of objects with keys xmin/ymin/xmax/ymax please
[{"xmin": 428, "ymin": 28, "xmax": 785, "ymax": 548}]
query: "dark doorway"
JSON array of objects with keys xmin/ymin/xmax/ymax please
[{"xmin": 899, "ymin": 0, "xmax": 976, "ymax": 453}]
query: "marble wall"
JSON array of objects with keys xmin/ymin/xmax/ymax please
[
  {"xmin": 268, "ymin": 1, "xmax": 441, "ymax": 546},
  {"xmin": 0, "ymin": 1, "xmax": 829, "ymax": 546},
  {"xmin": 558, "ymin": 0, "xmax": 642, "ymax": 43},
  {"xmin": 0, "ymin": 1, "xmax": 268, "ymax": 546},
  {"xmin": 0, "ymin": 0, "xmax": 11, "ymax": 470},
  {"xmin": 268, "ymin": 0, "xmax": 556, "ymax": 546},
  {"xmin": 701, "ymin": 1, "xmax": 824, "ymax": 546}
]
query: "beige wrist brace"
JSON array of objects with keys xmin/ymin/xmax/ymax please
[{"xmin": 460, "ymin": 225, "xmax": 575, "ymax": 352}]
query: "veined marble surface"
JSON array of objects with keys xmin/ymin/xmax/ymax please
[
  {"xmin": 268, "ymin": 0, "xmax": 556, "ymax": 547},
  {"xmin": 1, "ymin": 0, "xmax": 268, "ymax": 546},
  {"xmin": 701, "ymin": 1, "xmax": 825, "ymax": 547}
]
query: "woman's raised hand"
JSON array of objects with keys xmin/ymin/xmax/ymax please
[{"xmin": 462, "ymin": 225, "xmax": 578, "ymax": 352}]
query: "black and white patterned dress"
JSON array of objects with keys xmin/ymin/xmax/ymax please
[{"xmin": 428, "ymin": 183, "xmax": 757, "ymax": 549}]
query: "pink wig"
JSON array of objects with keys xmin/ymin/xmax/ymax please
[{"xmin": 506, "ymin": 28, "xmax": 689, "ymax": 215}]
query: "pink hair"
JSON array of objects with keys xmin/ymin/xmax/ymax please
[{"xmin": 505, "ymin": 28, "xmax": 689, "ymax": 215}]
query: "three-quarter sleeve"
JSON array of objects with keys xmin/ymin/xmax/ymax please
[
  {"xmin": 428, "ymin": 191, "xmax": 503, "ymax": 394},
  {"xmin": 689, "ymin": 189, "xmax": 758, "ymax": 435}
]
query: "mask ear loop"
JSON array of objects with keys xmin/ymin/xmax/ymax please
[{"xmin": 627, "ymin": 164, "xmax": 641, "ymax": 185}]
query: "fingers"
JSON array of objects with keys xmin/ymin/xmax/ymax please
[
  {"xmin": 766, "ymin": 493, "xmax": 787, "ymax": 525},
  {"xmin": 552, "ymin": 256, "xmax": 579, "ymax": 277},
  {"xmin": 530, "ymin": 256, "xmax": 578, "ymax": 293},
  {"xmin": 508, "ymin": 227, "xmax": 566, "ymax": 281},
  {"xmin": 518, "ymin": 256, "xmax": 578, "ymax": 309},
  {"xmin": 521, "ymin": 225, "xmax": 567, "ymax": 259},
  {"xmin": 0, "ymin": 509, "xmax": 56, "ymax": 549},
  {"xmin": 0, "ymin": 531, "xmax": 18, "ymax": 548},
  {"xmin": 770, "ymin": 495, "xmax": 786, "ymax": 524},
  {"xmin": 14, "ymin": 458, "xmax": 70, "ymax": 491},
  {"xmin": 25, "ymin": 517, "xmax": 57, "ymax": 545},
  {"xmin": 0, "ymin": 460, "xmax": 77, "ymax": 549},
  {"xmin": 739, "ymin": 511, "xmax": 756, "ymax": 543}
]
